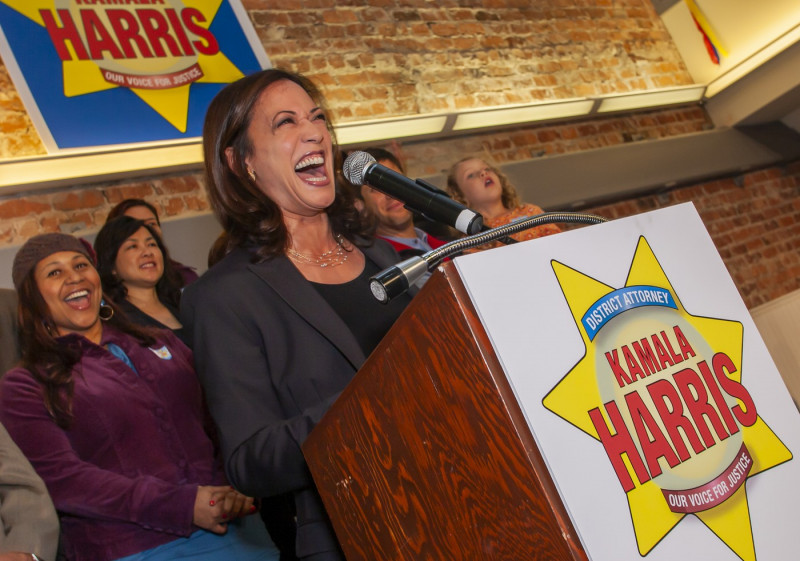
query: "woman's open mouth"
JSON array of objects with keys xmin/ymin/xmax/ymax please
[
  {"xmin": 64, "ymin": 289, "xmax": 91, "ymax": 310},
  {"xmin": 295, "ymin": 153, "xmax": 329, "ymax": 185}
]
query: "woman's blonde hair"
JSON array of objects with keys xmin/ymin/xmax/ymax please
[{"xmin": 445, "ymin": 157, "xmax": 520, "ymax": 210}]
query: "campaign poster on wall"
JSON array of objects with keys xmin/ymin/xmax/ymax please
[
  {"xmin": 454, "ymin": 203, "xmax": 800, "ymax": 560},
  {"xmin": 0, "ymin": 1, "xmax": 270, "ymax": 152}
]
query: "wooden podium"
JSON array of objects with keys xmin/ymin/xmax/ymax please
[{"xmin": 303, "ymin": 262, "xmax": 588, "ymax": 561}]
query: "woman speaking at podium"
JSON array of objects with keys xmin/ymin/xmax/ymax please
[{"xmin": 181, "ymin": 69, "xmax": 411, "ymax": 561}]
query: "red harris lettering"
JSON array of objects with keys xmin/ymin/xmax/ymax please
[
  {"xmin": 589, "ymin": 351, "xmax": 757, "ymax": 492},
  {"xmin": 40, "ymin": 5, "xmax": 219, "ymax": 61}
]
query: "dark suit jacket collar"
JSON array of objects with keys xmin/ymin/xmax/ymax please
[{"xmin": 246, "ymin": 242, "xmax": 395, "ymax": 369}]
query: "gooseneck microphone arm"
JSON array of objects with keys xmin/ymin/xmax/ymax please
[{"xmin": 368, "ymin": 212, "xmax": 609, "ymax": 304}]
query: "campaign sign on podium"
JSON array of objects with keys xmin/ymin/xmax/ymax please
[{"xmin": 453, "ymin": 203, "xmax": 800, "ymax": 561}]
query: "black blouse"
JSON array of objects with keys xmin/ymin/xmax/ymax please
[
  {"xmin": 310, "ymin": 257, "xmax": 412, "ymax": 356},
  {"xmin": 117, "ymin": 299, "xmax": 187, "ymax": 345}
]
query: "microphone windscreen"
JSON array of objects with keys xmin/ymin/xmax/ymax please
[{"xmin": 342, "ymin": 151, "xmax": 377, "ymax": 185}]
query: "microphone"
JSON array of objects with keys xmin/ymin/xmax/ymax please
[
  {"xmin": 343, "ymin": 151, "xmax": 484, "ymax": 235},
  {"xmin": 369, "ymin": 256, "xmax": 429, "ymax": 304}
]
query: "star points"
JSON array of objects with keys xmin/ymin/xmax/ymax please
[{"xmin": 544, "ymin": 237, "xmax": 791, "ymax": 561}]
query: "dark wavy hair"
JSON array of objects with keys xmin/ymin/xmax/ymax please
[
  {"xmin": 107, "ymin": 198, "xmax": 160, "ymax": 225},
  {"xmin": 446, "ymin": 157, "xmax": 520, "ymax": 211},
  {"xmin": 202, "ymin": 68, "xmax": 370, "ymax": 263},
  {"xmin": 94, "ymin": 216, "xmax": 183, "ymax": 310},
  {"xmin": 17, "ymin": 264, "xmax": 156, "ymax": 428}
]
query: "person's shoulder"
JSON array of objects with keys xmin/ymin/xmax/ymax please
[
  {"xmin": 0, "ymin": 365, "xmax": 38, "ymax": 394},
  {"xmin": 186, "ymin": 247, "xmax": 252, "ymax": 293},
  {"xmin": 370, "ymin": 236, "xmax": 396, "ymax": 251},
  {"xmin": 364, "ymin": 236, "xmax": 403, "ymax": 265},
  {"xmin": 207, "ymin": 245, "xmax": 254, "ymax": 273},
  {"xmin": 376, "ymin": 235, "xmax": 412, "ymax": 252},
  {"xmin": 2, "ymin": 365, "xmax": 33, "ymax": 380},
  {"xmin": 425, "ymin": 233, "xmax": 448, "ymax": 249},
  {"xmin": 183, "ymin": 246, "xmax": 281, "ymax": 312},
  {"xmin": 0, "ymin": 288, "xmax": 16, "ymax": 311}
]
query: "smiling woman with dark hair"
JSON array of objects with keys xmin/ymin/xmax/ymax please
[
  {"xmin": 0, "ymin": 232, "xmax": 278, "ymax": 561},
  {"xmin": 181, "ymin": 68, "xmax": 411, "ymax": 561},
  {"xmin": 94, "ymin": 216, "xmax": 186, "ymax": 342},
  {"xmin": 106, "ymin": 199, "xmax": 199, "ymax": 286}
]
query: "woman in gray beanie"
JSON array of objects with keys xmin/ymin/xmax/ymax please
[{"xmin": 1, "ymin": 233, "xmax": 278, "ymax": 561}]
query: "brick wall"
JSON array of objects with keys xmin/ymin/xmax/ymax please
[
  {"xmin": 0, "ymin": 173, "xmax": 209, "ymax": 246},
  {"xmin": 250, "ymin": 0, "xmax": 690, "ymax": 121}
]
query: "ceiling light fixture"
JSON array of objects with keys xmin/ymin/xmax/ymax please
[
  {"xmin": 452, "ymin": 99, "xmax": 596, "ymax": 131},
  {"xmin": 598, "ymin": 85, "xmax": 707, "ymax": 113},
  {"xmin": 335, "ymin": 115, "xmax": 449, "ymax": 145}
]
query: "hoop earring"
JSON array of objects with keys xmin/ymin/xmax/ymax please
[
  {"xmin": 99, "ymin": 303, "xmax": 114, "ymax": 321},
  {"xmin": 247, "ymin": 168, "xmax": 256, "ymax": 182}
]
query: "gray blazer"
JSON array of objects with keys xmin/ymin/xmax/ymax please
[
  {"xmin": 0, "ymin": 422, "xmax": 59, "ymax": 561},
  {"xmin": 181, "ymin": 240, "xmax": 402, "ymax": 560},
  {"xmin": 0, "ymin": 289, "xmax": 21, "ymax": 374}
]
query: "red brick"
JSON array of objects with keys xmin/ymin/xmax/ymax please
[
  {"xmin": 39, "ymin": 215, "xmax": 61, "ymax": 233},
  {"xmin": 321, "ymin": 10, "xmax": 358, "ymax": 24},
  {"xmin": 0, "ymin": 199, "xmax": 51, "ymax": 219},
  {"xmin": 163, "ymin": 197, "xmax": 186, "ymax": 217},
  {"xmin": 52, "ymin": 189, "xmax": 105, "ymax": 211},
  {"xmin": 157, "ymin": 176, "xmax": 200, "ymax": 195},
  {"xmin": 104, "ymin": 184, "xmax": 156, "ymax": 204},
  {"xmin": 184, "ymin": 195, "xmax": 210, "ymax": 212},
  {"xmin": 18, "ymin": 219, "xmax": 41, "ymax": 238}
]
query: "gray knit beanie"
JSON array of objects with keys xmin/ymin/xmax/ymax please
[{"xmin": 12, "ymin": 233, "xmax": 93, "ymax": 291}]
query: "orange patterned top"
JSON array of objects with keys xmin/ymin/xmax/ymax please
[{"xmin": 469, "ymin": 203, "xmax": 561, "ymax": 253}]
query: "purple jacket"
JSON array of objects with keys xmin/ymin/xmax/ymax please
[{"xmin": 0, "ymin": 325, "xmax": 225, "ymax": 561}]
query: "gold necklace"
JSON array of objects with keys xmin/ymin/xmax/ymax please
[{"xmin": 287, "ymin": 235, "xmax": 349, "ymax": 268}]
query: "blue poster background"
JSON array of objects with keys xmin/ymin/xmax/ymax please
[{"xmin": 0, "ymin": 1, "xmax": 267, "ymax": 150}]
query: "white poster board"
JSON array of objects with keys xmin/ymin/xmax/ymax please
[{"xmin": 454, "ymin": 203, "xmax": 800, "ymax": 561}]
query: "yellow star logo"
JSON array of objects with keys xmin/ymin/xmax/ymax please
[
  {"xmin": 3, "ymin": 0, "xmax": 244, "ymax": 132},
  {"xmin": 544, "ymin": 237, "xmax": 792, "ymax": 560}
]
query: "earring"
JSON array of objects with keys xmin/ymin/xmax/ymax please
[
  {"xmin": 247, "ymin": 168, "xmax": 256, "ymax": 182},
  {"xmin": 99, "ymin": 300, "xmax": 114, "ymax": 321}
]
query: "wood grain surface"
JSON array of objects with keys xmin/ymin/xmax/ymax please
[{"xmin": 303, "ymin": 263, "xmax": 588, "ymax": 561}]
